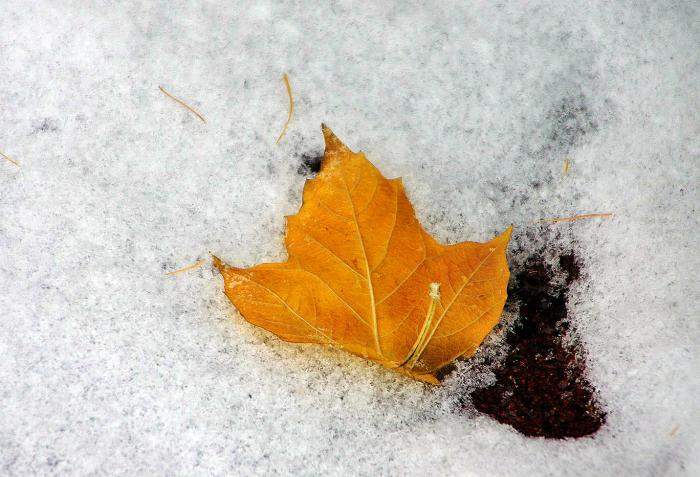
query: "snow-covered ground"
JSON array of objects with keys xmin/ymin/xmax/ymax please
[{"xmin": 1, "ymin": 1, "xmax": 698, "ymax": 475}]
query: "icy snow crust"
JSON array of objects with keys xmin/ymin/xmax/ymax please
[{"xmin": 1, "ymin": 1, "xmax": 698, "ymax": 475}]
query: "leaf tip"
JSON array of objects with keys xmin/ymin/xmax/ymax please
[
  {"xmin": 503, "ymin": 225, "xmax": 514, "ymax": 239},
  {"xmin": 321, "ymin": 124, "xmax": 349, "ymax": 154},
  {"xmin": 211, "ymin": 255, "xmax": 226, "ymax": 274},
  {"xmin": 395, "ymin": 367, "xmax": 441, "ymax": 385},
  {"xmin": 492, "ymin": 225, "xmax": 513, "ymax": 247}
]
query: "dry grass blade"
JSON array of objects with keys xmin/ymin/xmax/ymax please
[
  {"xmin": 538, "ymin": 213, "xmax": 613, "ymax": 224},
  {"xmin": 159, "ymin": 85, "xmax": 207, "ymax": 123},
  {"xmin": 275, "ymin": 73, "xmax": 293, "ymax": 144},
  {"xmin": 1, "ymin": 150, "xmax": 19, "ymax": 166},
  {"xmin": 166, "ymin": 259, "xmax": 206, "ymax": 275},
  {"xmin": 563, "ymin": 158, "xmax": 570, "ymax": 176}
]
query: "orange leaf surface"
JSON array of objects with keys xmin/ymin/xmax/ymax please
[{"xmin": 215, "ymin": 126, "xmax": 512, "ymax": 384}]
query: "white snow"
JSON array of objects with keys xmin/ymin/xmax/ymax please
[{"xmin": 1, "ymin": 1, "xmax": 698, "ymax": 475}]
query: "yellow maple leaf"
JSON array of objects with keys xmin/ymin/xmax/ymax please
[{"xmin": 214, "ymin": 126, "xmax": 512, "ymax": 384}]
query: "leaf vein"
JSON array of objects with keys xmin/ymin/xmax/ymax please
[
  {"xmin": 303, "ymin": 232, "xmax": 366, "ymax": 281},
  {"xmin": 241, "ymin": 276, "xmax": 335, "ymax": 344},
  {"xmin": 371, "ymin": 184, "xmax": 399, "ymax": 272}
]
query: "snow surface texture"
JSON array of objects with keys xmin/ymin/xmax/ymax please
[{"xmin": 1, "ymin": 1, "xmax": 698, "ymax": 475}]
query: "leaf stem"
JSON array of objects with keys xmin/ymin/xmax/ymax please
[{"xmin": 399, "ymin": 283, "xmax": 440, "ymax": 369}]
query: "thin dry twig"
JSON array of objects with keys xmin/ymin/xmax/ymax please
[
  {"xmin": 537, "ymin": 213, "xmax": 613, "ymax": 224},
  {"xmin": 275, "ymin": 73, "xmax": 293, "ymax": 144},
  {"xmin": 1, "ymin": 150, "xmax": 19, "ymax": 166},
  {"xmin": 563, "ymin": 158, "xmax": 570, "ymax": 176},
  {"xmin": 159, "ymin": 85, "xmax": 207, "ymax": 123},
  {"xmin": 166, "ymin": 259, "xmax": 207, "ymax": 276}
]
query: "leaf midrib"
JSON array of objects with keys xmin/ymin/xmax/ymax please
[{"xmin": 341, "ymin": 174, "xmax": 383, "ymax": 357}]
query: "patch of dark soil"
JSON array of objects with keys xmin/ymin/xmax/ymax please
[
  {"xmin": 297, "ymin": 152, "xmax": 323, "ymax": 176},
  {"xmin": 469, "ymin": 251, "xmax": 605, "ymax": 439}
]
